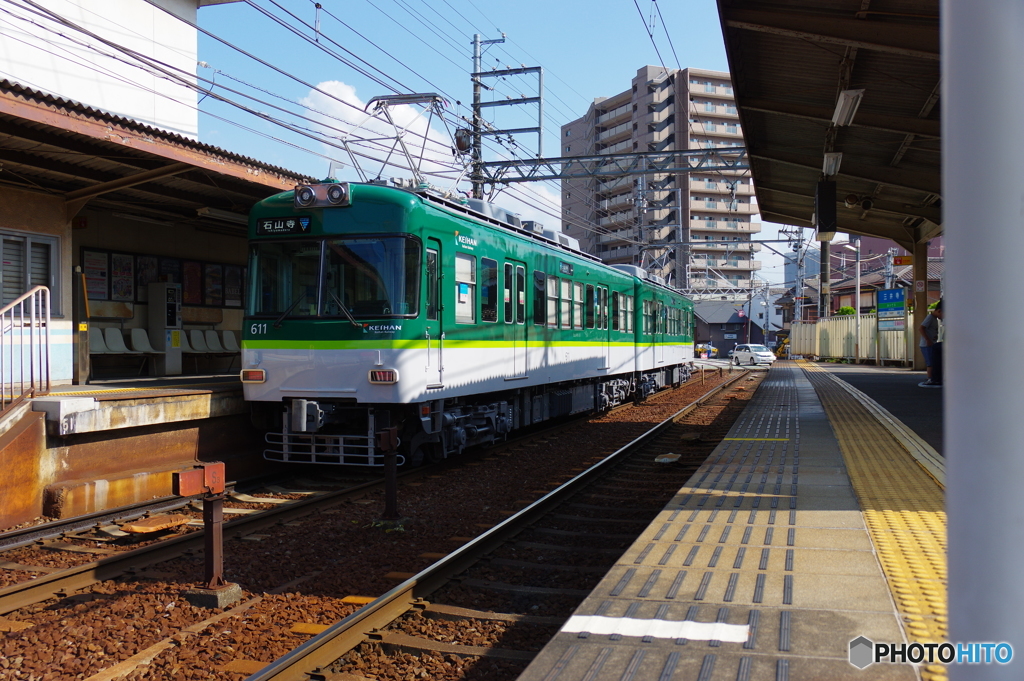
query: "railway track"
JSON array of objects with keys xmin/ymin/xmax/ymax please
[
  {"xmin": 247, "ymin": 370, "xmax": 752, "ymax": 681},
  {"xmin": 0, "ymin": 368, "xmax": 735, "ymax": 615},
  {"xmin": 0, "ymin": 474, "xmax": 381, "ymax": 615},
  {"xmin": 0, "ymin": 368, "xmax": 753, "ymax": 681}
]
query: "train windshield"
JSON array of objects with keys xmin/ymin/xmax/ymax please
[
  {"xmin": 322, "ymin": 237, "xmax": 420, "ymax": 318},
  {"xmin": 249, "ymin": 241, "xmax": 322, "ymax": 317}
]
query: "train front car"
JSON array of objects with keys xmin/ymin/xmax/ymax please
[
  {"xmin": 241, "ymin": 180, "xmax": 697, "ymax": 468},
  {"xmin": 242, "ymin": 182, "xmax": 430, "ymax": 466}
]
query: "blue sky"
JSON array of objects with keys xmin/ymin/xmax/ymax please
[{"xmin": 196, "ymin": 0, "xmax": 792, "ymax": 284}]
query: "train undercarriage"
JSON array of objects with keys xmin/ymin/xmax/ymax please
[{"xmin": 260, "ymin": 364, "xmax": 693, "ymax": 466}]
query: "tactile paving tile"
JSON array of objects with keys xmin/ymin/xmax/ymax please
[
  {"xmin": 517, "ymin": 363, "xmax": 917, "ymax": 681},
  {"xmin": 800, "ymin": 361, "xmax": 948, "ymax": 681}
]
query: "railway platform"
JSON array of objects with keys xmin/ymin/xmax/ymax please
[
  {"xmin": 517, "ymin": 360, "xmax": 947, "ymax": 681},
  {"xmin": 0, "ymin": 373, "xmax": 269, "ymax": 530}
]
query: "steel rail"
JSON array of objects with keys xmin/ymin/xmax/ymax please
[
  {"xmin": 0, "ymin": 474, "xmax": 394, "ymax": 616},
  {"xmin": 246, "ymin": 371, "xmax": 750, "ymax": 681}
]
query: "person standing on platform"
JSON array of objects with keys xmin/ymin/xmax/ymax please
[{"xmin": 918, "ymin": 299, "xmax": 943, "ymax": 388}]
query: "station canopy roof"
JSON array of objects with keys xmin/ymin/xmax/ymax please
[
  {"xmin": 716, "ymin": 0, "xmax": 941, "ymax": 251},
  {"xmin": 0, "ymin": 79, "xmax": 311, "ymax": 232}
]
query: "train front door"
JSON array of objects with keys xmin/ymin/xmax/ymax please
[
  {"xmin": 425, "ymin": 240, "xmax": 443, "ymax": 388},
  {"xmin": 504, "ymin": 261, "xmax": 528, "ymax": 378}
]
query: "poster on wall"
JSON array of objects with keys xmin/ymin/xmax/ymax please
[
  {"xmin": 136, "ymin": 256, "xmax": 159, "ymax": 302},
  {"xmin": 159, "ymin": 257, "xmax": 181, "ymax": 284},
  {"xmin": 83, "ymin": 250, "xmax": 108, "ymax": 300},
  {"xmin": 110, "ymin": 253, "xmax": 135, "ymax": 302},
  {"xmin": 182, "ymin": 261, "xmax": 203, "ymax": 305},
  {"xmin": 223, "ymin": 265, "xmax": 242, "ymax": 308},
  {"xmin": 204, "ymin": 263, "xmax": 223, "ymax": 307}
]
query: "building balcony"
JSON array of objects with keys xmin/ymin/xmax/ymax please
[
  {"xmin": 598, "ymin": 212, "xmax": 634, "ymax": 228},
  {"xmin": 689, "ymin": 179, "xmax": 754, "ymax": 194},
  {"xmin": 599, "ymin": 194, "xmax": 633, "ymax": 213},
  {"xmin": 595, "ymin": 102, "xmax": 631, "ymax": 126},
  {"xmin": 689, "ymin": 200, "xmax": 756, "ymax": 214},
  {"xmin": 689, "ymin": 220, "xmax": 760, "ymax": 232},
  {"xmin": 690, "ymin": 258, "xmax": 760, "ymax": 271},
  {"xmin": 598, "ymin": 229, "xmax": 636, "ymax": 246},
  {"xmin": 688, "ymin": 103, "xmax": 739, "ymax": 118},
  {"xmin": 691, "ymin": 84, "xmax": 735, "ymax": 99},
  {"xmin": 599, "ymin": 139, "xmax": 632, "ymax": 155},
  {"xmin": 597, "ymin": 121, "xmax": 632, "ymax": 144},
  {"xmin": 600, "ymin": 244, "xmax": 640, "ymax": 261},
  {"xmin": 688, "ymin": 278, "xmax": 753, "ymax": 290},
  {"xmin": 596, "ymin": 176, "xmax": 632, "ymax": 195},
  {"xmin": 690, "ymin": 241, "xmax": 761, "ymax": 252}
]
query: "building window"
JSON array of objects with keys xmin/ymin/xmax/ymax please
[
  {"xmin": 705, "ymin": 102, "xmax": 714, "ymax": 112},
  {"xmin": 565, "ymin": 130, "xmax": 571, "ymax": 137},
  {"xmin": 565, "ymin": 146, "xmax": 571, "ymax": 153},
  {"xmin": 2, "ymin": 230, "xmax": 60, "ymax": 315}
]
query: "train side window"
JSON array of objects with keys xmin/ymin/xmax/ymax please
[
  {"xmin": 547, "ymin": 276, "xmax": 559, "ymax": 327},
  {"xmin": 573, "ymin": 282, "xmax": 583, "ymax": 329},
  {"xmin": 426, "ymin": 249, "xmax": 438, "ymax": 321},
  {"xmin": 481, "ymin": 258, "xmax": 497, "ymax": 322},
  {"xmin": 534, "ymin": 272, "xmax": 546, "ymax": 325},
  {"xmin": 599, "ymin": 287, "xmax": 608, "ymax": 329},
  {"xmin": 585, "ymin": 284, "xmax": 595, "ymax": 329},
  {"xmin": 455, "ymin": 253, "xmax": 476, "ymax": 324},
  {"xmin": 560, "ymin": 279, "xmax": 571, "ymax": 328},
  {"xmin": 611, "ymin": 292, "xmax": 620, "ymax": 331},
  {"xmin": 642, "ymin": 300, "xmax": 651, "ymax": 335},
  {"xmin": 516, "ymin": 266, "xmax": 526, "ymax": 324},
  {"xmin": 625, "ymin": 295, "xmax": 634, "ymax": 333},
  {"xmin": 503, "ymin": 263, "xmax": 513, "ymax": 323}
]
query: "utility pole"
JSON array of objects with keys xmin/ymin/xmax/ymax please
[
  {"xmin": 471, "ymin": 33, "xmax": 504, "ymax": 199},
  {"xmin": 470, "ymin": 33, "xmax": 545, "ymax": 201}
]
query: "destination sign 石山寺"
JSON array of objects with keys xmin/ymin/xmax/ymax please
[{"xmin": 256, "ymin": 216, "xmax": 311, "ymax": 235}]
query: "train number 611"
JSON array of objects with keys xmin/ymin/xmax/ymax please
[{"xmin": 250, "ymin": 323, "xmax": 268, "ymax": 335}]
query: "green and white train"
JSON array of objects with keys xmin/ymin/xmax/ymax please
[{"xmin": 241, "ymin": 181, "xmax": 696, "ymax": 466}]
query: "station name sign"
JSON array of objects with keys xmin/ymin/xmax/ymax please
[
  {"xmin": 877, "ymin": 288, "xmax": 905, "ymax": 331},
  {"xmin": 257, "ymin": 216, "xmax": 311, "ymax": 235}
]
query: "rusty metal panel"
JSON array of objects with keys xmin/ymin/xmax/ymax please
[{"xmin": 174, "ymin": 468, "xmax": 206, "ymax": 497}]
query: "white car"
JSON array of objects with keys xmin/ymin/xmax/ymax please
[{"xmin": 732, "ymin": 344, "xmax": 776, "ymax": 366}]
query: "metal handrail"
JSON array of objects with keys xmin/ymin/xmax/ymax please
[{"xmin": 0, "ymin": 286, "xmax": 50, "ymax": 414}]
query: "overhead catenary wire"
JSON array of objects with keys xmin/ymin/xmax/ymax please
[{"xmin": 1, "ymin": 0, "xmax": 472, "ymax": 183}]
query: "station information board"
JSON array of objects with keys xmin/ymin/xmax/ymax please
[{"xmin": 877, "ymin": 288, "xmax": 906, "ymax": 331}]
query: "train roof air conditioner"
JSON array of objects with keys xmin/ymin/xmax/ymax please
[{"xmin": 611, "ymin": 264, "xmax": 648, "ymax": 279}]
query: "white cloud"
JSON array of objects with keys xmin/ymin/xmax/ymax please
[{"xmin": 300, "ymin": 81, "xmax": 466, "ymax": 187}]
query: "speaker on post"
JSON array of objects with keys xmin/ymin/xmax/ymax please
[{"xmin": 815, "ymin": 180, "xmax": 837, "ymax": 240}]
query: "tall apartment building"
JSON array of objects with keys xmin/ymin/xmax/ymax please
[{"xmin": 561, "ymin": 66, "xmax": 760, "ymax": 292}]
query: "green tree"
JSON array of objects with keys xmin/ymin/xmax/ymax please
[{"xmin": 835, "ymin": 306, "xmax": 857, "ymax": 316}]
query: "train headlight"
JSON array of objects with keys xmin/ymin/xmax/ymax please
[
  {"xmin": 369, "ymin": 369, "xmax": 398, "ymax": 384},
  {"xmin": 294, "ymin": 185, "xmax": 316, "ymax": 207},
  {"xmin": 326, "ymin": 183, "xmax": 349, "ymax": 205},
  {"xmin": 241, "ymin": 369, "xmax": 266, "ymax": 383}
]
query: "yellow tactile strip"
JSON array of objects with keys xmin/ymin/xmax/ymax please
[{"xmin": 799, "ymin": 361, "xmax": 948, "ymax": 681}]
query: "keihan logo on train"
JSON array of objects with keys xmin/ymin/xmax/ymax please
[{"xmin": 362, "ymin": 324, "xmax": 402, "ymax": 334}]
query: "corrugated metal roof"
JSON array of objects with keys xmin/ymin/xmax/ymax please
[{"xmin": 0, "ymin": 79, "xmax": 313, "ymax": 227}]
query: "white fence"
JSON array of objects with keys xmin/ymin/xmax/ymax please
[
  {"xmin": 790, "ymin": 314, "xmax": 914, "ymax": 363},
  {"xmin": 0, "ymin": 286, "xmax": 50, "ymax": 414}
]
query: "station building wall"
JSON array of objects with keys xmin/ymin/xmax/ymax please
[
  {"xmin": 0, "ymin": 185, "xmax": 75, "ymax": 384},
  {"xmin": 72, "ymin": 208, "xmax": 248, "ymax": 345}
]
